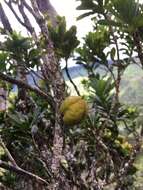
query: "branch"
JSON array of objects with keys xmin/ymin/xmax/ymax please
[
  {"xmin": 104, "ymin": 139, "xmax": 142, "ymax": 187},
  {"xmin": 103, "ymin": 13, "xmax": 122, "ymax": 113},
  {"xmin": 0, "ymin": 72, "xmax": 55, "ymax": 109},
  {"xmin": 4, "ymin": 0, "xmax": 31, "ymax": 32},
  {"xmin": 30, "ymin": 0, "xmax": 65, "ymax": 101},
  {"xmin": 0, "ymin": 138, "xmax": 17, "ymax": 167},
  {"xmin": 0, "ymin": 136, "xmax": 49, "ymax": 185},
  {"xmin": 133, "ymin": 31, "xmax": 143, "ymax": 68},
  {"xmin": 18, "ymin": 0, "xmax": 38, "ymax": 40},
  {"xmin": 36, "ymin": 0, "xmax": 58, "ymax": 27},
  {"xmin": 0, "ymin": 2, "xmax": 13, "ymax": 33},
  {"xmin": 22, "ymin": 0, "xmax": 38, "ymax": 20},
  {"xmin": 0, "ymin": 160, "xmax": 49, "ymax": 185},
  {"xmin": 65, "ymin": 59, "xmax": 80, "ymax": 96},
  {"xmin": 18, "ymin": 1, "xmax": 35, "ymax": 34}
]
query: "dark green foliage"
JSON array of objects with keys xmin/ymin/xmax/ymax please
[
  {"xmin": 76, "ymin": 0, "xmax": 105, "ymax": 20},
  {"xmin": 0, "ymin": 92, "xmax": 53, "ymax": 187},
  {"xmin": 2, "ymin": 31, "xmax": 41, "ymax": 70},
  {"xmin": 48, "ymin": 16, "xmax": 79, "ymax": 60},
  {"xmin": 75, "ymin": 27, "xmax": 110, "ymax": 76}
]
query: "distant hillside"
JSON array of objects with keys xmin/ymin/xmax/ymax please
[
  {"xmin": 63, "ymin": 65, "xmax": 88, "ymax": 80},
  {"xmin": 65, "ymin": 64, "xmax": 143, "ymax": 106},
  {"xmin": 120, "ymin": 64, "xmax": 143, "ymax": 105},
  {"xmin": 62, "ymin": 64, "xmax": 107, "ymax": 80}
]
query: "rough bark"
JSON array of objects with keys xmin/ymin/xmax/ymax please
[
  {"xmin": 133, "ymin": 31, "xmax": 143, "ymax": 68},
  {"xmin": 36, "ymin": 0, "xmax": 58, "ymax": 27},
  {"xmin": 0, "ymin": 2, "xmax": 12, "ymax": 33},
  {"xmin": 29, "ymin": 1, "xmax": 66, "ymax": 189},
  {"xmin": 16, "ymin": 65, "xmax": 28, "ymax": 111}
]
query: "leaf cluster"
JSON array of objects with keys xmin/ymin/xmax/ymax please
[{"xmin": 48, "ymin": 16, "xmax": 79, "ymax": 60}]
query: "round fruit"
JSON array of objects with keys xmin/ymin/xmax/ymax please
[{"xmin": 60, "ymin": 96, "xmax": 87, "ymax": 126}]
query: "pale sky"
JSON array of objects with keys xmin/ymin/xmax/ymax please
[{"xmin": 51, "ymin": 0, "xmax": 93, "ymax": 38}]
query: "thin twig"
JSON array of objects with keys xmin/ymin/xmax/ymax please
[
  {"xmin": 4, "ymin": 0, "xmax": 31, "ymax": 31},
  {"xmin": 0, "ymin": 2, "xmax": 13, "ymax": 33},
  {"xmin": 0, "ymin": 137, "xmax": 17, "ymax": 167},
  {"xmin": 23, "ymin": 0, "xmax": 38, "ymax": 19},
  {"xmin": 0, "ymin": 160, "xmax": 49, "ymax": 185},
  {"xmin": 18, "ymin": 0, "xmax": 35, "ymax": 34},
  {"xmin": 65, "ymin": 59, "xmax": 80, "ymax": 96}
]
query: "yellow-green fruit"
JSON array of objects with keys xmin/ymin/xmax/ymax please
[{"xmin": 60, "ymin": 96, "xmax": 87, "ymax": 126}]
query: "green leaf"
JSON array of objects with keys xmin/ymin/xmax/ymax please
[
  {"xmin": 28, "ymin": 49, "xmax": 41, "ymax": 60},
  {"xmin": 49, "ymin": 16, "xmax": 79, "ymax": 59},
  {"xmin": 0, "ymin": 52, "xmax": 8, "ymax": 71},
  {"xmin": 132, "ymin": 14, "xmax": 143, "ymax": 28},
  {"xmin": 77, "ymin": 11, "xmax": 94, "ymax": 20},
  {"xmin": 111, "ymin": 0, "xmax": 141, "ymax": 30},
  {"xmin": 98, "ymin": 19, "xmax": 122, "ymax": 27},
  {"xmin": 7, "ymin": 113, "xmax": 23, "ymax": 125},
  {"xmin": 7, "ymin": 112, "xmax": 27, "ymax": 125},
  {"xmin": 76, "ymin": 0, "xmax": 95, "ymax": 10}
]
